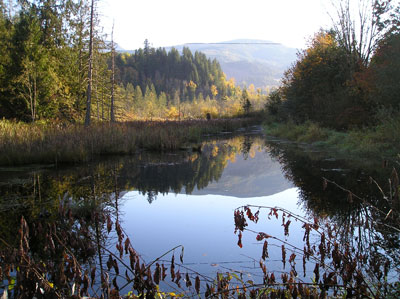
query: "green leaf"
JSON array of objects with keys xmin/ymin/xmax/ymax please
[
  {"xmin": 8, "ymin": 278, "xmax": 16, "ymax": 291},
  {"xmin": 230, "ymin": 272, "xmax": 243, "ymax": 283}
]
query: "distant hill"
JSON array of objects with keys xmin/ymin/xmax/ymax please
[
  {"xmin": 118, "ymin": 39, "xmax": 298, "ymax": 89},
  {"xmin": 169, "ymin": 39, "xmax": 299, "ymax": 88}
]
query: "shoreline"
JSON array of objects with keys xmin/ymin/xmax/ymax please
[
  {"xmin": 0, "ymin": 118, "xmax": 260, "ymax": 167},
  {"xmin": 263, "ymin": 121, "xmax": 400, "ymax": 161}
]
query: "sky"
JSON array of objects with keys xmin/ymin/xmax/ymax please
[{"xmin": 98, "ymin": 0, "xmax": 332, "ymax": 50}]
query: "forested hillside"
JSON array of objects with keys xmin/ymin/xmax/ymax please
[
  {"xmin": 0, "ymin": 1, "xmax": 267, "ymax": 122},
  {"xmin": 115, "ymin": 42, "xmax": 230, "ymax": 101},
  {"xmin": 112, "ymin": 43, "xmax": 269, "ymax": 119}
]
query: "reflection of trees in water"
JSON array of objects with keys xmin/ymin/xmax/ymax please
[
  {"xmin": 241, "ymin": 135, "xmax": 253, "ymax": 160},
  {"xmin": 113, "ymin": 135, "xmax": 265, "ymax": 197},
  {"xmin": 145, "ymin": 190, "xmax": 157, "ymax": 203},
  {"xmin": 0, "ymin": 135, "xmax": 267, "ymax": 250},
  {"xmin": 0, "ymin": 161, "xmax": 168, "ymax": 297},
  {"xmin": 0, "ymin": 134, "xmax": 268, "ymax": 297},
  {"xmin": 0, "ymin": 172, "xmax": 111, "ymax": 296},
  {"xmin": 2, "ymin": 135, "xmax": 398, "ymax": 296},
  {"xmin": 265, "ymin": 140, "xmax": 390, "ymax": 215},
  {"xmin": 264, "ymin": 140, "xmax": 400, "ymax": 281},
  {"xmin": 0, "ymin": 135, "xmax": 269, "ymax": 248}
]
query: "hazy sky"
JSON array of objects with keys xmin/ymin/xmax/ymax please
[{"xmin": 99, "ymin": 0, "xmax": 332, "ymax": 50}]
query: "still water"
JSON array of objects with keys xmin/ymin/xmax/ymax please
[
  {"xmin": 117, "ymin": 135, "xmax": 301, "ymax": 280},
  {"xmin": 0, "ymin": 130, "xmax": 398, "ymax": 296}
]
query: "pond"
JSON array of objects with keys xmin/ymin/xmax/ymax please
[{"xmin": 0, "ymin": 128, "xmax": 399, "ymax": 297}]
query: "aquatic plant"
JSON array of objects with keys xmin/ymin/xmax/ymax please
[
  {"xmin": 2, "ymin": 139, "xmax": 399, "ymax": 298},
  {"xmin": 232, "ymin": 168, "xmax": 400, "ymax": 298}
]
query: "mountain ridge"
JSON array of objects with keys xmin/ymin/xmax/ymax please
[
  {"xmin": 118, "ymin": 39, "xmax": 299, "ymax": 89},
  {"xmin": 169, "ymin": 39, "xmax": 298, "ymax": 88}
]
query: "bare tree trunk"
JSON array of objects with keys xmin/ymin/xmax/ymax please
[
  {"xmin": 84, "ymin": 0, "xmax": 95, "ymax": 127},
  {"xmin": 28, "ymin": 76, "xmax": 34, "ymax": 122},
  {"xmin": 110, "ymin": 22, "xmax": 116, "ymax": 122},
  {"xmin": 33, "ymin": 75, "xmax": 37, "ymax": 122},
  {"xmin": 96, "ymin": 93, "xmax": 99, "ymax": 121},
  {"xmin": 101, "ymin": 88, "xmax": 104, "ymax": 120},
  {"xmin": 95, "ymin": 58, "xmax": 99, "ymax": 121}
]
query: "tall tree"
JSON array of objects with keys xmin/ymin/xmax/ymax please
[
  {"xmin": 330, "ymin": 0, "xmax": 393, "ymax": 65},
  {"xmin": 241, "ymin": 87, "xmax": 251, "ymax": 115},
  {"xmin": 110, "ymin": 22, "xmax": 115, "ymax": 122},
  {"xmin": 65, "ymin": 0, "xmax": 90, "ymax": 114},
  {"xmin": 12, "ymin": 6, "xmax": 62, "ymax": 121},
  {"xmin": 368, "ymin": 31, "xmax": 400, "ymax": 109},
  {"xmin": 0, "ymin": 1, "xmax": 13, "ymax": 112},
  {"xmin": 84, "ymin": 0, "xmax": 94, "ymax": 126},
  {"xmin": 280, "ymin": 31, "xmax": 363, "ymax": 128}
]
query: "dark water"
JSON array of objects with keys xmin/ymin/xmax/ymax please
[{"xmin": 0, "ymin": 130, "xmax": 399, "ymax": 296}]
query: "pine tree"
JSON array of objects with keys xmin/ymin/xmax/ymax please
[{"xmin": 241, "ymin": 88, "xmax": 251, "ymax": 115}]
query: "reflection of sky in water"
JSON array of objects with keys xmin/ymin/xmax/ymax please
[
  {"xmin": 0, "ymin": 134, "xmax": 396, "ymax": 294},
  {"xmin": 190, "ymin": 148, "xmax": 294, "ymax": 197},
  {"xmin": 120, "ymin": 188, "xmax": 313, "ymax": 281}
]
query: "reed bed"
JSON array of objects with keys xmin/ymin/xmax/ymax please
[{"xmin": 0, "ymin": 118, "xmax": 254, "ymax": 166}]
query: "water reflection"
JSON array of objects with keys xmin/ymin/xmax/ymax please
[
  {"xmin": 0, "ymin": 135, "xmax": 295, "ymax": 297},
  {"xmin": 0, "ymin": 134, "xmax": 399, "ymax": 297},
  {"xmin": 264, "ymin": 139, "xmax": 400, "ymax": 279},
  {"xmin": 265, "ymin": 139, "xmax": 393, "ymax": 215}
]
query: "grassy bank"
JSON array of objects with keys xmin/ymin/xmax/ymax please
[
  {"xmin": 264, "ymin": 116, "xmax": 400, "ymax": 159},
  {"xmin": 0, "ymin": 118, "xmax": 256, "ymax": 166}
]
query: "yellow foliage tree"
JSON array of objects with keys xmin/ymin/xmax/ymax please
[
  {"xmin": 166, "ymin": 106, "xmax": 180, "ymax": 119},
  {"xmin": 210, "ymin": 85, "xmax": 218, "ymax": 99}
]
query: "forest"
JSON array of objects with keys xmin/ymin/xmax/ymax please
[
  {"xmin": 1, "ymin": 0, "xmax": 400, "ymax": 136},
  {"xmin": 111, "ymin": 46, "xmax": 265, "ymax": 120},
  {"xmin": 0, "ymin": 0, "xmax": 266, "ymax": 124},
  {"xmin": 1, "ymin": 0, "xmax": 400, "ymax": 298},
  {"xmin": 264, "ymin": 0, "xmax": 400, "ymax": 157}
]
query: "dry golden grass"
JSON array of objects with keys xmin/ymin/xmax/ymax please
[{"xmin": 0, "ymin": 118, "xmax": 254, "ymax": 166}]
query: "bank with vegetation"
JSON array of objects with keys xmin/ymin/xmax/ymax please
[
  {"xmin": 1, "ymin": 0, "xmax": 400, "ymax": 297},
  {"xmin": 0, "ymin": 0, "xmax": 267, "ymax": 167},
  {"xmin": 264, "ymin": 115, "xmax": 400, "ymax": 159},
  {"xmin": 264, "ymin": 1, "xmax": 400, "ymax": 160},
  {"xmin": 0, "ymin": 117, "xmax": 260, "ymax": 166}
]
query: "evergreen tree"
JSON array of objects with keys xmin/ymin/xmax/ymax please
[
  {"xmin": 12, "ymin": 7, "xmax": 60, "ymax": 121},
  {"xmin": 0, "ymin": 1, "xmax": 14, "ymax": 117},
  {"xmin": 113, "ymin": 45, "xmax": 229, "ymax": 105},
  {"xmin": 241, "ymin": 87, "xmax": 251, "ymax": 115}
]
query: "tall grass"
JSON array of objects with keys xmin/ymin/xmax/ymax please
[
  {"xmin": 264, "ymin": 115, "xmax": 400, "ymax": 159},
  {"xmin": 0, "ymin": 118, "xmax": 255, "ymax": 166},
  {"xmin": 265, "ymin": 121, "xmax": 332, "ymax": 143}
]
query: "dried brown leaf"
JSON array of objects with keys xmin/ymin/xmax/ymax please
[
  {"xmin": 262, "ymin": 240, "xmax": 269, "ymax": 260},
  {"xmin": 195, "ymin": 276, "xmax": 200, "ymax": 294},
  {"xmin": 185, "ymin": 273, "xmax": 192, "ymax": 287},
  {"xmin": 237, "ymin": 231, "xmax": 243, "ymax": 248},
  {"xmin": 256, "ymin": 232, "xmax": 272, "ymax": 241},
  {"xmin": 180, "ymin": 246, "xmax": 184, "ymax": 263}
]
